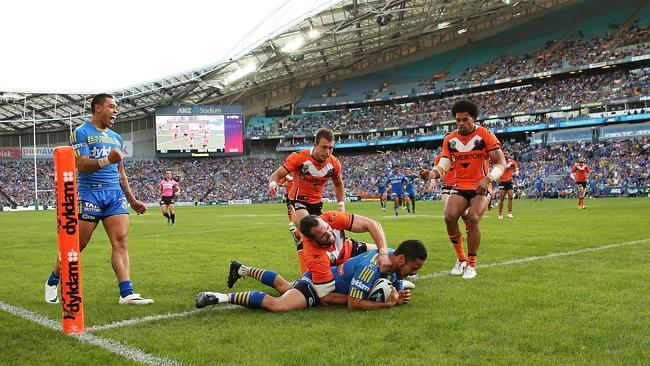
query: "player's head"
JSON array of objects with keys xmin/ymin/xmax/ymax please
[
  {"xmin": 391, "ymin": 239, "xmax": 427, "ymax": 279},
  {"xmin": 451, "ymin": 100, "xmax": 478, "ymax": 135},
  {"xmin": 300, "ymin": 214, "xmax": 335, "ymax": 247},
  {"xmin": 91, "ymin": 93, "xmax": 117, "ymax": 128},
  {"xmin": 578, "ymin": 156, "xmax": 584, "ymax": 163},
  {"xmin": 503, "ymin": 150, "xmax": 510, "ymax": 159},
  {"xmin": 392, "ymin": 165, "xmax": 400, "ymax": 174},
  {"xmin": 312, "ymin": 128, "xmax": 335, "ymax": 162},
  {"xmin": 164, "ymin": 170, "xmax": 172, "ymax": 179}
]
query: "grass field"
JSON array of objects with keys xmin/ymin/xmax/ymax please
[{"xmin": 1, "ymin": 198, "xmax": 649, "ymax": 365}]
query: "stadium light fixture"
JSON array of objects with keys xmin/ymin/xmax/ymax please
[
  {"xmin": 437, "ymin": 22, "xmax": 450, "ymax": 29},
  {"xmin": 281, "ymin": 37, "xmax": 305, "ymax": 53},
  {"xmin": 223, "ymin": 62, "xmax": 257, "ymax": 85},
  {"xmin": 457, "ymin": 28, "xmax": 468, "ymax": 34},
  {"xmin": 307, "ymin": 28, "xmax": 320, "ymax": 39}
]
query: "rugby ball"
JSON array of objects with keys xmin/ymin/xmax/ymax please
[{"xmin": 368, "ymin": 278, "xmax": 394, "ymax": 302}]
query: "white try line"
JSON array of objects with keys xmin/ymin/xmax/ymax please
[
  {"xmin": 87, "ymin": 305, "xmax": 240, "ymax": 332},
  {"xmin": 0, "ymin": 301, "xmax": 180, "ymax": 366},
  {"xmin": 84, "ymin": 237, "xmax": 650, "ymax": 331},
  {"xmin": 415, "ymin": 238, "xmax": 650, "ymax": 281}
]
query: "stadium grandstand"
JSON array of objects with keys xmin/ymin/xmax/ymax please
[{"xmin": 1, "ymin": 0, "xmax": 648, "ymax": 210}]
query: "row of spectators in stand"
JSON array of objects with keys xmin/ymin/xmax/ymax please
[
  {"xmin": 510, "ymin": 137, "xmax": 650, "ymax": 197},
  {"xmin": 0, "ymin": 137, "xmax": 647, "ymax": 207},
  {"xmin": 251, "ymin": 67, "xmax": 649, "ymax": 140},
  {"xmin": 436, "ymin": 26, "xmax": 650, "ymax": 89}
]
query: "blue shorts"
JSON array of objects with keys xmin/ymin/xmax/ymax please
[
  {"xmin": 391, "ymin": 192, "xmax": 403, "ymax": 199},
  {"xmin": 406, "ymin": 191, "xmax": 415, "ymax": 200},
  {"xmin": 78, "ymin": 190, "xmax": 128, "ymax": 223},
  {"xmin": 377, "ymin": 188, "xmax": 386, "ymax": 195}
]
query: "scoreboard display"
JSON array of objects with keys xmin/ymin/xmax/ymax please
[{"xmin": 155, "ymin": 105, "xmax": 244, "ymax": 157}]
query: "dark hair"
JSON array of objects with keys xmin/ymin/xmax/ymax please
[
  {"xmin": 394, "ymin": 239, "xmax": 427, "ymax": 261},
  {"xmin": 314, "ymin": 128, "xmax": 334, "ymax": 146},
  {"xmin": 91, "ymin": 93, "xmax": 114, "ymax": 114},
  {"xmin": 392, "ymin": 164, "xmax": 400, "ymax": 169},
  {"xmin": 451, "ymin": 99, "xmax": 478, "ymax": 120},
  {"xmin": 299, "ymin": 215, "xmax": 321, "ymax": 241}
]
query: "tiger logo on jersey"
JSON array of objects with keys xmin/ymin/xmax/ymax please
[{"xmin": 448, "ymin": 135, "xmax": 486, "ymax": 153}]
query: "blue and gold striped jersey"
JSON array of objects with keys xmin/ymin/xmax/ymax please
[
  {"xmin": 70, "ymin": 121, "xmax": 123, "ymax": 192},
  {"xmin": 332, "ymin": 249, "xmax": 402, "ymax": 299}
]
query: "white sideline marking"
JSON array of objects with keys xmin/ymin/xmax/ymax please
[
  {"xmin": 0, "ymin": 301, "xmax": 180, "ymax": 366},
  {"xmin": 84, "ymin": 238, "xmax": 650, "ymax": 331}
]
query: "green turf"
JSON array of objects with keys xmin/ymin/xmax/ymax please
[{"xmin": 1, "ymin": 198, "xmax": 649, "ymax": 365}]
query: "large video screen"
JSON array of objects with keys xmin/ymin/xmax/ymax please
[{"xmin": 155, "ymin": 105, "xmax": 244, "ymax": 157}]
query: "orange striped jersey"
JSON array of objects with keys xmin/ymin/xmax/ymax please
[
  {"xmin": 500, "ymin": 159, "xmax": 519, "ymax": 182},
  {"xmin": 282, "ymin": 148, "xmax": 342, "ymax": 204},
  {"xmin": 440, "ymin": 126, "xmax": 501, "ymax": 190},
  {"xmin": 571, "ymin": 163, "xmax": 590, "ymax": 182},
  {"xmin": 434, "ymin": 152, "xmax": 455, "ymax": 187},
  {"xmin": 302, "ymin": 211, "xmax": 356, "ymax": 284}
]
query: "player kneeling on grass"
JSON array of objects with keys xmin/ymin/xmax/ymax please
[{"xmin": 196, "ymin": 240, "xmax": 426, "ymax": 312}]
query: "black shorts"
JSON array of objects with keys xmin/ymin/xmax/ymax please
[
  {"xmin": 576, "ymin": 181, "xmax": 587, "ymax": 189},
  {"xmin": 160, "ymin": 196, "xmax": 175, "ymax": 205},
  {"xmin": 451, "ymin": 189, "xmax": 490, "ymax": 203},
  {"xmin": 499, "ymin": 181, "xmax": 514, "ymax": 191},
  {"xmin": 288, "ymin": 200, "xmax": 323, "ymax": 215},
  {"xmin": 349, "ymin": 238, "xmax": 369, "ymax": 258},
  {"xmin": 292, "ymin": 279, "xmax": 320, "ymax": 308},
  {"xmin": 441, "ymin": 186, "xmax": 453, "ymax": 195}
]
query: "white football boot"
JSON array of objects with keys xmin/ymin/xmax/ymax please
[
  {"xmin": 450, "ymin": 259, "xmax": 467, "ymax": 276},
  {"xmin": 119, "ymin": 293, "xmax": 154, "ymax": 305},
  {"xmin": 44, "ymin": 282, "xmax": 59, "ymax": 304},
  {"xmin": 462, "ymin": 266, "xmax": 477, "ymax": 279}
]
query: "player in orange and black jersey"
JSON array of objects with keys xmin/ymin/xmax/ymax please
[
  {"xmin": 571, "ymin": 156, "xmax": 591, "ymax": 209},
  {"xmin": 267, "ymin": 128, "xmax": 345, "ymax": 272},
  {"xmin": 279, "ymin": 173, "xmax": 296, "ymax": 238},
  {"xmin": 497, "ymin": 151, "xmax": 519, "ymax": 219},
  {"xmin": 420, "ymin": 100, "xmax": 506, "ymax": 279}
]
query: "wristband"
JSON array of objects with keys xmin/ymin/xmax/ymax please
[
  {"xmin": 337, "ymin": 201, "xmax": 345, "ymax": 207},
  {"xmin": 379, "ymin": 249, "xmax": 388, "ymax": 255},
  {"xmin": 269, "ymin": 181, "xmax": 278, "ymax": 189},
  {"xmin": 98, "ymin": 157, "xmax": 111, "ymax": 168}
]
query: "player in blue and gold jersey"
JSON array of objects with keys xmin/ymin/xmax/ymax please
[
  {"xmin": 195, "ymin": 239, "xmax": 427, "ymax": 312},
  {"xmin": 45, "ymin": 93, "xmax": 153, "ymax": 305}
]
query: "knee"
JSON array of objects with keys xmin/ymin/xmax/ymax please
[{"xmin": 465, "ymin": 214, "xmax": 480, "ymax": 227}]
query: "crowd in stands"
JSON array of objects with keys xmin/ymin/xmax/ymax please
[
  {"xmin": 252, "ymin": 67, "xmax": 649, "ymax": 141},
  {"xmin": 443, "ymin": 26, "xmax": 649, "ymax": 89},
  {"xmin": 1, "ymin": 136, "xmax": 648, "ymax": 208}
]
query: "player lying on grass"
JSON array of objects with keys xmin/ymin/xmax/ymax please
[{"xmin": 195, "ymin": 240, "xmax": 427, "ymax": 312}]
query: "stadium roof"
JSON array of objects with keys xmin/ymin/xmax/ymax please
[{"xmin": 0, "ymin": 0, "xmax": 571, "ymax": 134}]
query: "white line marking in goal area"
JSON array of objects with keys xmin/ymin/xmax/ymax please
[
  {"xmin": 87, "ymin": 304, "xmax": 240, "ymax": 332},
  {"xmin": 0, "ymin": 301, "xmax": 180, "ymax": 366},
  {"xmin": 414, "ymin": 238, "xmax": 650, "ymax": 281}
]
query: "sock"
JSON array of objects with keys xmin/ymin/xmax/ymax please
[
  {"xmin": 406, "ymin": 204, "xmax": 411, "ymax": 213},
  {"xmin": 119, "ymin": 280, "xmax": 134, "ymax": 298},
  {"xmin": 394, "ymin": 203, "xmax": 399, "ymax": 213},
  {"xmin": 498, "ymin": 209, "xmax": 502, "ymax": 215},
  {"xmin": 47, "ymin": 271, "xmax": 60, "ymax": 286},
  {"xmin": 449, "ymin": 233, "xmax": 466, "ymax": 261},
  {"xmin": 163, "ymin": 213, "xmax": 169, "ymax": 219},
  {"xmin": 412, "ymin": 201, "xmax": 415, "ymax": 213},
  {"xmin": 171, "ymin": 214, "xmax": 175, "ymax": 223},
  {"xmin": 247, "ymin": 267, "xmax": 278, "ymax": 287},
  {"xmin": 228, "ymin": 291, "xmax": 266, "ymax": 309},
  {"xmin": 467, "ymin": 253, "xmax": 477, "ymax": 268}
]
